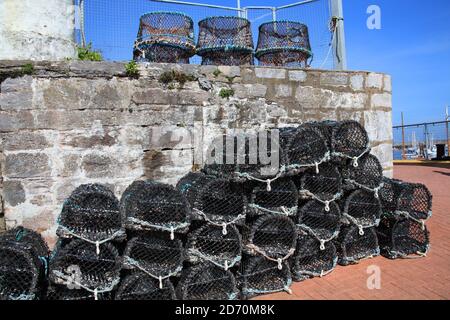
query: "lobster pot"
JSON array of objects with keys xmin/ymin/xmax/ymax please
[
  {"xmin": 243, "ymin": 215, "xmax": 297, "ymax": 263},
  {"xmin": 255, "ymin": 21, "xmax": 312, "ymax": 68},
  {"xmin": 0, "ymin": 228, "xmax": 48, "ymax": 300},
  {"xmin": 49, "ymin": 239, "xmax": 122, "ymax": 293},
  {"xmin": 121, "ymin": 180, "xmax": 190, "ymax": 236},
  {"xmin": 46, "ymin": 284, "xmax": 113, "ymax": 300},
  {"xmin": 239, "ymin": 255, "xmax": 292, "ymax": 299},
  {"xmin": 202, "ymin": 134, "xmax": 240, "ymax": 179},
  {"xmin": 187, "ymin": 224, "xmax": 242, "ymax": 270},
  {"xmin": 297, "ymin": 200, "xmax": 341, "ymax": 247},
  {"xmin": 115, "ymin": 272, "xmax": 177, "ymax": 300},
  {"xmin": 57, "ymin": 184, "xmax": 124, "ymax": 243},
  {"xmin": 330, "ymin": 120, "xmax": 370, "ymax": 162},
  {"xmin": 292, "ymin": 234, "xmax": 337, "ymax": 281},
  {"xmin": 280, "ymin": 126, "xmax": 329, "ymax": 175},
  {"xmin": 123, "ymin": 234, "xmax": 184, "ymax": 286},
  {"xmin": 134, "ymin": 12, "xmax": 195, "ymax": 63},
  {"xmin": 378, "ymin": 177, "xmax": 400, "ymax": 215},
  {"xmin": 176, "ymin": 171, "xmax": 208, "ymax": 205},
  {"xmin": 377, "ymin": 216, "xmax": 429, "ymax": 259},
  {"xmin": 249, "ymin": 177, "xmax": 298, "ymax": 216},
  {"xmin": 335, "ymin": 226, "xmax": 379, "ymax": 266},
  {"xmin": 342, "ymin": 153, "xmax": 383, "ymax": 192},
  {"xmin": 197, "ymin": 16, "xmax": 254, "ymax": 66},
  {"xmin": 298, "ymin": 163, "xmax": 343, "ymax": 205},
  {"xmin": 342, "ymin": 189, "xmax": 382, "ymax": 231},
  {"xmin": 176, "ymin": 263, "xmax": 239, "ymax": 300}
]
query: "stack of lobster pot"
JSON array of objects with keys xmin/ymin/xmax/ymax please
[{"xmin": 48, "ymin": 184, "xmax": 124, "ymax": 300}]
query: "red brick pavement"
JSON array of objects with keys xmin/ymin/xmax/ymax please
[{"xmin": 257, "ymin": 165, "xmax": 450, "ymax": 300}]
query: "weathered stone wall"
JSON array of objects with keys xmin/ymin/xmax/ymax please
[{"xmin": 0, "ymin": 61, "xmax": 393, "ymax": 246}]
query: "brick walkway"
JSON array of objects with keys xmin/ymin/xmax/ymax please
[{"xmin": 257, "ymin": 165, "xmax": 450, "ymax": 300}]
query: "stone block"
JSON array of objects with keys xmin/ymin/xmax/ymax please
[
  {"xmin": 371, "ymin": 93, "xmax": 392, "ymax": 109},
  {"xmin": 0, "ymin": 111, "xmax": 34, "ymax": 132},
  {"xmin": 275, "ymin": 84, "xmax": 293, "ymax": 98},
  {"xmin": 366, "ymin": 73, "xmax": 383, "ymax": 89},
  {"xmin": 3, "ymin": 181, "xmax": 26, "ymax": 206},
  {"xmin": 232, "ymin": 84, "xmax": 267, "ymax": 99},
  {"xmin": 2, "ymin": 131, "xmax": 50, "ymax": 151},
  {"xmin": 320, "ymin": 72, "xmax": 348, "ymax": 87},
  {"xmin": 364, "ymin": 111, "xmax": 393, "ymax": 142},
  {"xmin": 350, "ymin": 74, "xmax": 364, "ymax": 91},
  {"xmin": 255, "ymin": 68, "xmax": 286, "ymax": 79},
  {"xmin": 0, "ymin": 76, "xmax": 33, "ymax": 110},
  {"xmin": 288, "ymin": 70, "xmax": 307, "ymax": 82},
  {"xmin": 4, "ymin": 153, "xmax": 50, "ymax": 178}
]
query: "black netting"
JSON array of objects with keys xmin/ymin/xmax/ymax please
[
  {"xmin": 46, "ymin": 283, "xmax": 113, "ymax": 300},
  {"xmin": 197, "ymin": 16, "xmax": 254, "ymax": 66},
  {"xmin": 49, "ymin": 239, "xmax": 121, "ymax": 293},
  {"xmin": 378, "ymin": 177, "xmax": 399, "ymax": 215},
  {"xmin": 243, "ymin": 215, "xmax": 297, "ymax": 264},
  {"xmin": 202, "ymin": 134, "xmax": 240, "ymax": 179},
  {"xmin": 176, "ymin": 263, "xmax": 239, "ymax": 300},
  {"xmin": 0, "ymin": 227, "xmax": 48, "ymax": 300},
  {"xmin": 255, "ymin": 21, "xmax": 312, "ymax": 68},
  {"xmin": 121, "ymin": 180, "xmax": 190, "ymax": 236},
  {"xmin": 238, "ymin": 255, "xmax": 292, "ymax": 298},
  {"xmin": 187, "ymin": 223, "xmax": 242, "ymax": 270},
  {"xmin": 115, "ymin": 272, "xmax": 177, "ymax": 300},
  {"xmin": 335, "ymin": 226, "xmax": 379, "ymax": 266},
  {"xmin": 342, "ymin": 153, "xmax": 383, "ymax": 192},
  {"xmin": 134, "ymin": 12, "xmax": 195, "ymax": 63},
  {"xmin": 248, "ymin": 177, "xmax": 298, "ymax": 216},
  {"xmin": 297, "ymin": 200, "xmax": 341, "ymax": 246},
  {"xmin": 57, "ymin": 184, "xmax": 125, "ymax": 244},
  {"xmin": 291, "ymin": 234, "xmax": 337, "ymax": 281},
  {"xmin": 330, "ymin": 120, "xmax": 370, "ymax": 161},
  {"xmin": 377, "ymin": 216, "xmax": 429, "ymax": 259},
  {"xmin": 342, "ymin": 189, "xmax": 382, "ymax": 231}
]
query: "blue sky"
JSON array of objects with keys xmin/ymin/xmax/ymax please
[{"xmin": 85, "ymin": 0, "xmax": 450, "ymax": 125}]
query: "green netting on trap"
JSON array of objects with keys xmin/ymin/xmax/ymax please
[
  {"xmin": 255, "ymin": 21, "xmax": 312, "ymax": 68},
  {"xmin": 291, "ymin": 234, "xmax": 337, "ymax": 281},
  {"xmin": 186, "ymin": 223, "xmax": 242, "ymax": 271},
  {"xmin": 121, "ymin": 180, "xmax": 190, "ymax": 237},
  {"xmin": 46, "ymin": 283, "xmax": 113, "ymax": 300},
  {"xmin": 57, "ymin": 184, "xmax": 125, "ymax": 247},
  {"xmin": 377, "ymin": 216, "xmax": 429, "ymax": 259},
  {"xmin": 197, "ymin": 16, "xmax": 254, "ymax": 66},
  {"xmin": 115, "ymin": 272, "xmax": 177, "ymax": 300},
  {"xmin": 342, "ymin": 189, "xmax": 382, "ymax": 232},
  {"xmin": 0, "ymin": 227, "xmax": 49, "ymax": 300},
  {"xmin": 134, "ymin": 12, "xmax": 195, "ymax": 63},
  {"xmin": 122, "ymin": 233, "xmax": 184, "ymax": 288},
  {"xmin": 342, "ymin": 153, "xmax": 384, "ymax": 194},
  {"xmin": 176, "ymin": 263, "xmax": 239, "ymax": 300},
  {"xmin": 335, "ymin": 226, "xmax": 379, "ymax": 266}
]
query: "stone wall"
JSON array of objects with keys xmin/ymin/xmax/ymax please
[{"xmin": 0, "ymin": 61, "xmax": 393, "ymax": 246}]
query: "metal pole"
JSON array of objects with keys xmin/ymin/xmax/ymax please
[
  {"xmin": 401, "ymin": 112, "xmax": 406, "ymax": 160},
  {"xmin": 272, "ymin": 8, "xmax": 277, "ymax": 21},
  {"xmin": 237, "ymin": 0, "xmax": 241, "ymax": 17},
  {"xmin": 424, "ymin": 124, "xmax": 429, "ymax": 160},
  {"xmin": 446, "ymin": 106, "xmax": 449, "ymax": 156},
  {"xmin": 330, "ymin": 0, "xmax": 347, "ymax": 70},
  {"xmin": 79, "ymin": 0, "xmax": 86, "ymax": 47}
]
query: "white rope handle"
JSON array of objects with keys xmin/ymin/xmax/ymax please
[
  {"xmin": 246, "ymin": 244, "xmax": 295, "ymax": 268},
  {"xmin": 193, "ymin": 209, "xmax": 245, "ymax": 235},
  {"xmin": 248, "ymin": 203, "xmax": 297, "ymax": 216},
  {"xmin": 124, "ymin": 256, "xmax": 182, "ymax": 288},
  {"xmin": 298, "ymin": 189, "xmax": 342, "ymax": 211}
]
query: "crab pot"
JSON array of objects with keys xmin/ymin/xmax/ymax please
[
  {"xmin": 255, "ymin": 21, "xmax": 312, "ymax": 68},
  {"xmin": 298, "ymin": 163, "xmax": 343, "ymax": 204},
  {"xmin": 115, "ymin": 272, "xmax": 177, "ymax": 300},
  {"xmin": 121, "ymin": 180, "xmax": 190, "ymax": 236},
  {"xmin": 342, "ymin": 153, "xmax": 383, "ymax": 191},
  {"xmin": 342, "ymin": 189, "xmax": 382, "ymax": 230},
  {"xmin": 202, "ymin": 134, "xmax": 241, "ymax": 179},
  {"xmin": 133, "ymin": 12, "xmax": 195, "ymax": 63},
  {"xmin": 176, "ymin": 171, "xmax": 208, "ymax": 205},
  {"xmin": 197, "ymin": 16, "xmax": 254, "ymax": 66},
  {"xmin": 187, "ymin": 223, "xmax": 242, "ymax": 270},
  {"xmin": 122, "ymin": 234, "xmax": 184, "ymax": 284},
  {"xmin": 330, "ymin": 120, "xmax": 370, "ymax": 161},
  {"xmin": 377, "ymin": 216, "xmax": 430, "ymax": 259},
  {"xmin": 296, "ymin": 200, "xmax": 341, "ymax": 246},
  {"xmin": 238, "ymin": 255, "xmax": 292, "ymax": 299},
  {"xmin": 0, "ymin": 228, "xmax": 48, "ymax": 300},
  {"xmin": 49, "ymin": 239, "xmax": 122, "ymax": 293},
  {"xmin": 46, "ymin": 284, "xmax": 113, "ymax": 300},
  {"xmin": 176, "ymin": 263, "xmax": 239, "ymax": 300},
  {"xmin": 292, "ymin": 234, "xmax": 337, "ymax": 281},
  {"xmin": 335, "ymin": 226, "xmax": 380, "ymax": 266},
  {"xmin": 248, "ymin": 177, "xmax": 298, "ymax": 216},
  {"xmin": 57, "ymin": 184, "xmax": 124, "ymax": 243},
  {"xmin": 243, "ymin": 214, "xmax": 297, "ymax": 261}
]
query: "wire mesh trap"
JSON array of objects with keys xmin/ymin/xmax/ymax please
[
  {"xmin": 202, "ymin": 134, "xmax": 241, "ymax": 179},
  {"xmin": 122, "ymin": 234, "xmax": 184, "ymax": 287},
  {"xmin": 239, "ymin": 255, "xmax": 292, "ymax": 298},
  {"xmin": 186, "ymin": 223, "xmax": 242, "ymax": 270},
  {"xmin": 335, "ymin": 226, "xmax": 380, "ymax": 266},
  {"xmin": 342, "ymin": 189, "xmax": 382, "ymax": 232},
  {"xmin": 121, "ymin": 180, "xmax": 190, "ymax": 237},
  {"xmin": 0, "ymin": 227, "xmax": 49, "ymax": 300},
  {"xmin": 197, "ymin": 16, "xmax": 254, "ymax": 66},
  {"xmin": 377, "ymin": 216, "xmax": 430, "ymax": 259},
  {"xmin": 243, "ymin": 215, "xmax": 297, "ymax": 267},
  {"xmin": 330, "ymin": 120, "xmax": 370, "ymax": 163},
  {"xmin": 176, "ymin": 263, "xmax": 239, "ymax": 300},
  {"xmin": 255, "ymin": 21, "xmax": 312, "ymax": 68},
  {"xmin": 115, "ymin": 272, "xmax": 177, "ymax": 300},
  {"xmin": 46, "ymin": 283, "xmax": 113, "ymax": 300},
  {"xmin": 49, "ymin": 239, "xmax": 122, "ymax": 296},
  {"xmin": 133, "ymin": 12, "xmax": 195, "ymax": 63},
  {"xmin": 296, "ymin": 200, "xmax": 341, "ymax": 248},
  {"xmin": 342, "ymin": 153, "xmax": 383, "ymax": 194},
  {"xmin": 248, "ymin": 177, "xmax": 298, "ymax": 216},
  {"xmin": 291, "ymin": 234, "xmax": 337, "ymax": 281},
  {"xmin": 57, "ymin": 183, "xmax": 125, "ymax": 249}
]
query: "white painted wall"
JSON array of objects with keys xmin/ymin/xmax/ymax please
[{"xmin": 0, "ymin": 0, "xmax": 76, "ymax": 60}]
